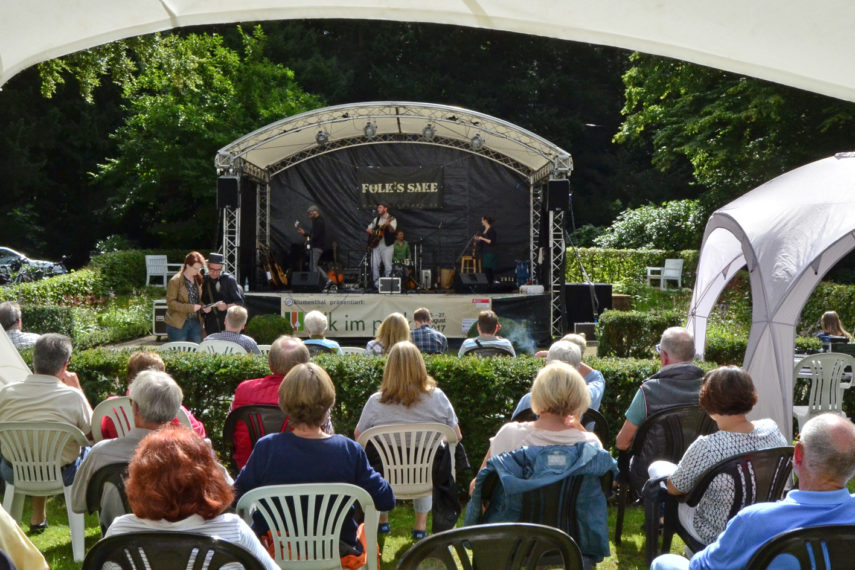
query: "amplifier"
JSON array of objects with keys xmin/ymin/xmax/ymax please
[{"xmin": 152, "ymin": 300, "xmax": 168, "ymax": 340}]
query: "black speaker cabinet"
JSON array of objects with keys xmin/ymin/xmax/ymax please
[
  {"xmin": 291, "ymin": 271, "xmax": 323, "ymax": 293},
  {"xmin": 564, "ymin": 282, "xmax": 612, "ymax": 324},
  {"xmin": 455, "ymin": 272, "xmax": 491, "ymax": 293},
  {"xmin": 548, "ymin": 179, "xmax": 570, "ymax": 212},
  {"xmin": 217, "ymin": 177, "xmax": 239, "ymax": 209},
  {"xmin": 152, "ymin": 300, "xmax": 168, "ymax": 340}
]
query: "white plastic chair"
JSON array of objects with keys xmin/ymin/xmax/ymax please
[
  {"xmin": 176, "ymin": 407, "xmax": 193, "ymax": 428},
  {"xmin": 160, "ymin": 341, "xmax": 199, "ymax": 353},
  {"xmin": 793, "ymin": 352, "xmax": 854, "ymax": 432},
  {"xmin": 257, "ymin": 344, "xmax": 272, "ymax": 355},
  {"xmin": 0, "ymin": 422, "xmax": 89, "ymax": 561},
  {"xmin": 91, "ymin": 396, "xmax": 134, "ymax": 442},
  {"xmin": 646, "ymin": 258, "xmax": 684, "ymax": 290},
  {"xmin": 199, "ymin": 339, "xmax": 248, "ymax": 355},
  {"xmin": 339, "ymin": 347, "xmax": 366, "ymax": 355},
  {"xmin": 356, "ymin": 423, "xmax": 458, "ymax": 500},
  {"xmin": 144, "ymin": 255, "xmax": 182, "ymax": 287},
  {"xmin": 236, "ymin": 483, "xmax": 379, "ymax": 569}
]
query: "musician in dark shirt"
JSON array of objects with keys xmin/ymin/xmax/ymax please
[
  {"xmin": 475, "ymin": 215, "xmax": 498, "ymax": 283},
  {"xmin": 201, "ymin": 253, "xmax": 245, "ymax": 335},
  {"xmin": 297, "ymin": 204, "xmax": 328, "ymax": 285}
]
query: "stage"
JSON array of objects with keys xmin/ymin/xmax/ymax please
[{"xmin": 245, "ymin": 290, "xmax": 551, "ymax": 344}]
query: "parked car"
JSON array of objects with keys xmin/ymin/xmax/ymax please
[{"xmin": 0, "ymin": 247, "xmax": 67, "ymax": 284}]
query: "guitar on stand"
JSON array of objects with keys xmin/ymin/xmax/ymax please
[
  {"xmin": 327, "ymin": 242, "xmax": 344, "ymax": 287},
  {"xmin": 258, "ymin": 241, "xmax": 287, "ymax": 288}
]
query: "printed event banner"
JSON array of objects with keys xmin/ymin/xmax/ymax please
[
  {"xmin": 357, "ymin": 166, "xmax": 443, "ymax": 209},
  {"xmin": 280, "ymin": 293, "xmax": 492, "ymax": 338}
]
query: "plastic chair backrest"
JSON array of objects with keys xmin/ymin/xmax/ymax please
[
  {"xmin": 82, "ymin": 531, "xmax": 267, "ymax": 570},
  {"xmin": 91, "ymin": 397, "xmax": 134, "ymax": 442},
  {"xmin": 793, "ymin": 352, "xmax": 853, "ymax": 416},
  {"xmin": 306, "ymin": 343, "xmax": 337, "ymax": 357},
  {"xmin": 222, "ymin": 405, "xmax": 288, "ymax": 473},
  {"xmin": 257, "ymin": 344, "xmax": 272, "ymax": 355},
  {"xmin": 84, "ymin": 462, "xmax": 130, "ymax": 534},
  {"xmin": 662, "ymin": 258, "xmax": 684, "ymax": 278},
  {"xmin": 356, "ymin": 423, "xmax": 459, "ymax": 499},
  {"xmin": 0, "ymin": 422, "xmax": 88, "ymax": 495},
  {"xmin": 145, "ymin": 255, "xmax": 168, "ymax": 272},
  {"xmin": 236, "ymin": 483, "xmax": 379, "ymax": 570},
  {"xmin": 175, "ymin": 407, "xmax": 192, "ymax": 428},
  {"xmin": 339, "ymin": 346, "xmax": 366, "ymax": 355},
  {"xmin": 744, "ymin": 524, "xmax": 855, "ymax": 570},
  {"xmin": 581, "ymin": 408, "xmax": 610, "ymax": 446},
  {"xmin": 462, "ymin": 346, "xmax": 514, "ymax": 358},
  {"xmin": 396, "ymin": 522, "xmax": 584, "ymax": 570},
  {"xmin": 160, "ymin": 341, "xmax": 199, "ymax": 353},
  {"xmin": 199, "ymin": 339, "xmax": 248, "ymax": 354}
]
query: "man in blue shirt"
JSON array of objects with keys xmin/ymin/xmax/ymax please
[
  {"xmin": 203, "ymin": 306, "xmax": 260, "ymax": 354},
  {"xmin": 411, "ymin": 307, "xmax": 448, "ymax": 354},
  {"xmin": 651, "ymin": 413, "xmax": 855, "ymax": 570}
]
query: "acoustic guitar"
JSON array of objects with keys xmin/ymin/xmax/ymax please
[
  {"xmin": 367, "ymin": 216, "xmax": 395, "ymax": 248},
  {"xmin": 328, "ymin": 242, "xmax": 344, "ymax": 285}
]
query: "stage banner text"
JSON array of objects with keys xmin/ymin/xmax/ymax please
[{"xmin": 357, "ymin": 166, "xmax": 443, "ymax": 209}]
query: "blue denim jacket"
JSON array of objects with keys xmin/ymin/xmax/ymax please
[{"xmin": 464, "ymin": 443, "xmax": 617, "ymax": 561}]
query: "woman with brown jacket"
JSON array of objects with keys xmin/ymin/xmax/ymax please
[{"xmin": 164, "ymin": 251, "xmax": 205, "ymax": 342}]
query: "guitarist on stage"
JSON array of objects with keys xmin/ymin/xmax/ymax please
[
  {"xmin": 365, "ymin": 202, "xmax": 397, "ymax": 290},
  {"xmin": 296, "ymin": 204, "xmax": 331, "ymax": 289}
]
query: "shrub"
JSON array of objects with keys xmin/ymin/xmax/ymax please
[
  {"xmin": 88, "ymin": 249, "xmax": 191, "ymax": 293},
  {"xmin": 245, "ymin": 314, "xmax": 293, "ymax": 344},
  {"xmin": 0, "ymin": 269, "xmax": 110, "ymax": 305},
  {"xmin": 21, "ymin": 300, "xmax": 152, "ymax": 350},
  {"xmin": 564, "ymin": 247, "xmax": 700, "ymax": 291},
  {"xmin": 596, "ymin": 310, "xmax": 683, "ymax": 358},
  {"xmin": 594, "ymin": 199, "xmax": 706, "ymax": 251}
]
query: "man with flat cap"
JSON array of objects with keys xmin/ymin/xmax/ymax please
[
  {"xmin": 297, "ymin": 204, "xmax": 330, "ymax": 289},
  {"xmin": 201, "ymin": 252, "xmax": 245, "ymax": 335}
]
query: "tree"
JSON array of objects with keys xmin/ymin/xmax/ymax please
[
  {"xmin": 594, "ymin": 199, "xmax": 705, "ymax": 250},
  {"xmin": 616, "ymin": 53, "xmax": 855, "ymax": 210}
]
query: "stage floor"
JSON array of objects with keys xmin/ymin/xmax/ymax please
[{"xmin": 245, "ymin": 290, "xmax": 546, "ymax": 339}]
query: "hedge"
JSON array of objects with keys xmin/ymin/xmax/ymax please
[
  {"xmin": 564, "ymin": 247, "xmax": 700, "ymax": 290},
  {"xmin": 48, "ymin": 349, "xmax": 724, "ymax": 469},
  {"xmin": 596, "ymin": 310, "xmax": 684, "ymax": 358},
  {"xmin": 88, "ymin": 249, "xmax": 195, "ymax": 293},
  {"xmin": 0, "ymin": 269, "xmax": 110, "ymax": 305}
]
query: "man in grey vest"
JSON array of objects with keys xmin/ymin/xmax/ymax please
[{"xmin": 615, "ymin": 326, "xmax": 704, "ymax": 451}]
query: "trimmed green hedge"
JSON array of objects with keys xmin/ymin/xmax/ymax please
[
  {"xmin": 565, "ymin": 247, "xmax": 700, "ymax": 290},
  {"xmin": 57, "ymin": 349, "xmax": 719, "ymax": 466},
  {"xmin": 20, "ymin": 302, "xmax": 152, "ymax": 350},
  {"xmin": 88, "ymin": 249, "xmax": 195, "ymax": 293},
  {"xmin": 596, "ymin": 310, "xmax": 684, "ymax": 358},
  {"xmin": 0, "ymin": 269, "xmax": 110, "ymax": 305}
]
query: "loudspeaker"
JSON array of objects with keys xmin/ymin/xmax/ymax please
[
  {"xmin": 547, "ymin": 179, "xmax": 570, "ymax": 211},
  {"xmin": 455, "ymin": 272, "xmax": 491, "ymax": 293},
  {"xmin": 152, "ymin": 300, "xmax": 167, "ymax": 339},
  {"xmin": 565, "ymin": 283, "xmax": 612, "ymax": 325},
  {"xmin": 217, "ymin": 177, "xmax": 239, "ymax": 209},
  {"xmin": 379, "ymin": 277, "xmax": 402, "ymax": 294},
  {"xmin": 291, "ymin": 271, "xmax": 323, "ymax": 293}
]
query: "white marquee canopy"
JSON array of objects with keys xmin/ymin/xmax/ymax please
[
  {"xmin": 3, "ymin": 1, "xmax": 855, "ymax": 103},
  {"xmin": 687, "ymin": 153, "xmax": 855, "ymax": 439}
]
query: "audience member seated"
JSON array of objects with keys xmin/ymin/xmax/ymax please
[
  {"xmin": 0, "ymin": 504, "xmax": 48, "ymax": 569},
  {"xmin": 0, "ymin": 301, "xmax": 40, "ymax": 351},
  {"xmin": 354, "ymin": 341, "xmax": 462, "ymax": 540},
  {"xmin": 0, "ymin": 333, "xmax": 92, "ymax": 533},
  {"xmin": 513, "ymin": 338, "xmax": 605, "ymax": 418},
  {"xmin": 234, "ymin": 363, "xmax": 394, "ymax": 568},
  {"xmin": 106, "ymin": 426, "xmax": 277, "ymax": 569},
  {"xmin": 466, "ymin": 361, "xmax": 615, "ymax": 565},
  {"xmin": 302, "ymin": 310, "xmax": 342, "ymax": 354},
  {"xmin": 411, "ymin": 307, "xmax": 448, "ymax": 354},
  {"xmin": 204, "ymin": 306, "xmax": 260, "ymax": 354},
  {"xmin": 458, "ymin": 310, "xmax": 516, "ymax": 357},
  {"xmin": 651, "ymin": 413, "xmax": 855, "ymax": 570},
  {"xmin": 648, "ymin": 366, "xmax": 788, "ymax": 546},
  {"xmin": 71, "ymin": 370, "xmax": 184, "ymax": 531},
  {"xmin": 100, "ymin": 351, "xmax": 205, "ymax": 439},
  {"xmin": 231, "ymin": 335, "xmax": 332, "ymax": 470},
  {"xmin": 815, "ymin": 310, "xmax": 852, "ymax": 343},
  {"xmin": 365, "ymin": 312, "xmax": 410, "ymax": 356}
]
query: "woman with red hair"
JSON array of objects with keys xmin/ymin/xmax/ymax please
[
  {"xmin": 105, "ymin": 426, "xmax": 277, "ymax": 569},
  {"xmin": 164, "ymin": 251, "xmax": 205, "ymax": 343}
]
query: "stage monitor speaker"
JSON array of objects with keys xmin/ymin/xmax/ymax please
[
  {"xmin": 565, "ymin": 282, "xmax": 612, "ymax": 325},
  {"xmin": 291, "ymin": 271, "xmax": 323, "ymax": 293},
  {"xmin": 217, "ymin": 177, "xmax": 239, "ymax": 209},
  {"xmin": 455, "ymin": 272, "xmax": 491, "ymax": 293},
  {"xmin": 548, "ymin": 179, "xmax": 570, "ymax": 212}
]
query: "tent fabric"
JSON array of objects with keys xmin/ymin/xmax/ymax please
[
  {"xmin": 0, "ymin": 331, "xmax": 31, "ymax": 386},
  {"xmin": 2, "ymin": 2, "xmax": 855, "ymax": 103},
  {"xmin": 686, "ymin": 153, "xmax": 855, "ymax": 440}
]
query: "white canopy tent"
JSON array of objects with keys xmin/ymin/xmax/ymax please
[
  {"xmin": 2, "ymin": 1, "xmax": 855, "ymax": 103},
  {"xmin": 0, "ymin": 331, "xmax": 32, "ymax": 386},
  {"xmin": 686, "ymin": 153, "xmax": 855, "ymax": 440}
]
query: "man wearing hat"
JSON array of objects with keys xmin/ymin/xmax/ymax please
[
  {"xmin": 297, "ymin": 204, "xmax": 329, "ymax": 288},
  {"xmin": 201, "ymin": 252, "xmax": 245, "ymax": 335},
  {"xmin": 365, "ymin": 203, "xmax": 397, "ymax": 290}
]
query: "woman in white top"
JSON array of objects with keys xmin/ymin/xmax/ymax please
[
  {"xmin": 355, "ymin": 340, "xmax": 462, "ymax": 539},
  {"xmin": 470, "ymin": 361, "xmax": 601, "ymax": 494},
  {"xmin": 106, "ymin": 426, "xmax": 278, "ymax": 570}
]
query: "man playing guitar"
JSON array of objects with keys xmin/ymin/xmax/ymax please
[{"xmin": 365, "ymin": 203, "xmax": 397, "ymax": 290}]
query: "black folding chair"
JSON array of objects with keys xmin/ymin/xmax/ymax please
[
  {"xmin": 222, "ymin": 404, "xmax": 288, "ymax": 473},
  {"xmin": 744, "ymin": 524, "xmax": 855, "ymax": 570},
  {"xmin": 84, "ymin": 462, "xmax": 130, "ymax": 536}
]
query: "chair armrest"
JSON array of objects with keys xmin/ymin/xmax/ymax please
[
  {"xmin": 646, "ymin": 266, "xmax": 663, "ymax": 276},
  {"xmin": 166, "ymin": 263, "xmax": 183, "ymax": 272}
]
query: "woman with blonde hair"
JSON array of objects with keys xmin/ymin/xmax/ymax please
[
  {"xmin": 354, "ymin": 340, "xmax": 462, "ymax": 540},
  {"xmin": 817, "ymin": 310, "xmax": 852, "ymax": 341},
  {"xmin": 164, "ymin": 251, "xmax": 205, "ymax": 343},
  {"xmin": 365, "ymin": 312, "xmax": 410, "ymax": 356}
]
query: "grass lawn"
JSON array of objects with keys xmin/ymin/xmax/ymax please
[{"xmin": 21, "ymin": 494, "xmax": 685, "ymax": 569}]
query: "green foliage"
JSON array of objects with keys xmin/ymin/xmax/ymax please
[
  {"xmin": 88, "ymin": 249, "xmax": 190, "ymax": 293},
  {"xmin": 565, "ymin": 247, "xmax": 700, "ymax": 291},
  {"xmin": 799, "ymin": 282, "xmax": 855, "ymax": 336},
  {"xmin": 0, "ymin": 269, "xmax": 110, "ymax": 305},
  {"xmin": 567, "ymin": 224, "xmax": 604, "ymax": 247},
  {"xmin": 594, "ymin": 199, "xmax": 706, "ymax": 251},
  {"xmin": 21, "ymin": 299, "xmax": 152, "ymax": 350},
  {"xmin": 244, "ymin": 314, "xmax": 293, "ymax": 344},
  {"xmin": 596, "ymin": 310, "xmax": 684, "ymax": 358}
]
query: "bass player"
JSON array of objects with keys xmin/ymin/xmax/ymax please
[{"xmin": 365, "ymin": 202, "xmax": 397, "ymax": 290}]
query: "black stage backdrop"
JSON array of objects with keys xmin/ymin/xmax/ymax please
[{"xmin": 267, "ymin": 143, "xmax": 529, "ymax": 280}]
